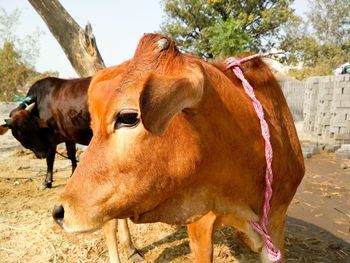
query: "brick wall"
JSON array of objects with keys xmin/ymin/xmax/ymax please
[
  {"xmin": 280, "ymin": 75, "xmax": 350, "ymax": 145},
  {"xmin": 279, "ymin": 80, "xmax": 305, "ymax": 121}
]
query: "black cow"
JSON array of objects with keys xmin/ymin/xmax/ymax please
[
  {"xmin": 1, "ymin": 77, "xmax": 92, "ymax": 190},
  {"xmin": 0, "ymin": 76, "xmax": 144, "ymax": 262}
]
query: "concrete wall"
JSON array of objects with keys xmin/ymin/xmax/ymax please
[
  {"xmin": 303, "ymin": 75, "xmax": 350, "ymax": 145},
  {"xmin": 280, "ymin": 75, "xmax": 350, "ymax": 145},
  {"xmin": 279, "ymin": 80, "xmax": 305, "ymax": 121}
]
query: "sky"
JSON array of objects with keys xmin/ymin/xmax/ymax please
[{"xmin": 0, "ymin": 0, "xmax": 308, "ymax": 78}]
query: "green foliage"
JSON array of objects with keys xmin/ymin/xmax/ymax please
[
  {"xmin": 204, "ymin": 16, "xmax": 252, "ymax": 58},
  {"xmin": 159, "ymin": 0, "xmax": 213, "ymax": 59},
  {"xmin": 0, "ymin": 40, "xmax": 58, "ymax": 101},
  {"xmin": 159, "ymin": 0, "xmax": 296, "ymax": 59},
  {"xmin": 0, "ymin": 8, "xmax": 49, "ymax": 101},
  {"xmin": 0, "ymin": 8, "xmax": 43, "ymax": 67},
  {"xmin": 0, "ymin": 8, "xmax": 21, "ymax": 44},
  {"xmin": 0, "ymin": 41, "xmax": 37, "ymax": 101},
  {"xmin": 306, "ymin": 0, "xmax": 349, "ymax": 46},
  {"xmin": 288, "ymin": 54, "xmax": 349, "ymax": 80},
  {"xmin": 280, "ymin": 0, "xmax": 350, "ymax": 79}
]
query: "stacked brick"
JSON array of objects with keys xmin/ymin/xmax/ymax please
[
  {"xmin": 279, "ymin": 80, "xmax": 305, "ymax": 121},
  {"xmin": 302, "ymin": 77, "xmax": 319, "ymax": 135},
  {"xmin": 302, "ymin": 75, "xmax": 350, "ymax": 145}
]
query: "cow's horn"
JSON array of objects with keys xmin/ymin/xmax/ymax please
[
  {"xmin": 25, "ymin": 102, "xmax": 35, "ymax": 112},
  {"xmin": 5, "ymin": 118, "xmax": 12, "ymax": 125},
  {"xmin": 158, "ymin": 38, "xmax": 169, "ymax": 50}
]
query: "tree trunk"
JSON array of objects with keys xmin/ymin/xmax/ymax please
[{"xmin": 28, "ymin": 0, "xmax": 105, "ymax": 77}]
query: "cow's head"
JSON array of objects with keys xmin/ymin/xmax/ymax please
[
  {"xmin": 2, "ymin": 103, "xmax": 55, "ymax": 158},
  {"xmin": 54, "ymin": 34, "xmax": 213, "ymax": 233}
]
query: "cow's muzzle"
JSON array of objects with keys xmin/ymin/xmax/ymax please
[{"xmin": 52, "ymin": 204, "xmax": 64, "ymax": 227}]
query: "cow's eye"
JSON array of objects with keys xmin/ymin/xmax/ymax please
[{"xmin": 115, "ymin": 110, "xmax": 139, "ymax": 129}]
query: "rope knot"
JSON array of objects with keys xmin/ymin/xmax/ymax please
[
  {"xmin": 224, "ymin": 57, "xmax": 241, "ymax": 69},
  {"xmin": 225, "ymin": 54, "xmax": 262, "ymax": 70}
]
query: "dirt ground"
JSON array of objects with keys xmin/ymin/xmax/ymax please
[{"xmin": 0, "ymin": 104, "xmax": 349, "ymax": 262}]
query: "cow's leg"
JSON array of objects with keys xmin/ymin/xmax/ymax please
[
  {"xmin": 103, "ymin": 219, "xmax": 121, "ymax": 263},
  {"xmin": 218, "ymin": 212, "xmax": 286, "ymax": 263},
  {"xmin": 259, "ymin": 211, "xmax": 286, "ymax": 263},
  {"xmin": 117, "ymin": 219, "xmax": 143, "ymax": 261},
  {"xmin": 220, "ymin": 214, "xmax": 264, "ymax": 253},
  {"xmin": 187, "ymin": 211, "xmax": 217, "ymax": 263},
  {"xmin": 65, "ymin": 141, "xmax": 77, "ymax": 174},
  {"xmin": 103, "ymin": 219, "xmax": 143, "ymax": 263},
  {"xmin": 39, "ymin": 145, "xmax": 56, "ymax": 190}
]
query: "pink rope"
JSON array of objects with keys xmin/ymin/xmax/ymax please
[{"xmin": 224, "ymin": 55, "xmax": 282, "ymax": 262}]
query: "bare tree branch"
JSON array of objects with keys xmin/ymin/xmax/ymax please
[{"xmin": 28, "ymin": 0, "xmax": 105, "ymax": 77}]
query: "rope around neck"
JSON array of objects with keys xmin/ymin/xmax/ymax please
[
  {"xmin": 13, "ymin": 95, "xmax": 32, "ymax": 107},
  {"xmin": 225, "ymin": 54, "xmax": 282, "ymax": 262}
]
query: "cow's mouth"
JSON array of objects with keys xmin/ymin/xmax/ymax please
[{"xmin": 52, "ymin": 207, "xmax": 102, "ymax": 234}]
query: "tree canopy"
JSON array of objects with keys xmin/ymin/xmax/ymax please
[
  {"xmin": 0, "ymin": 41, "xmax": 36, "ymax": 100},
  {"xmin": 0, "ymin": 8, "xmax": 57, "ymax": 101},
  {"xmin": 0, "ymin": 8, "xmax": 42, "ymax": 67},
  {"xmin": 279, "ymin": 0, "xmax": 350, "ymax": 79},
  {"xmin": 160, "ymin": 0, "xmax": 297, "ymax": 60},
  {"xmin": 160, "ymin": 0, "xmax": 349, "ymax": 79},
  {"xmin": 28, "ymin": 0, "xmax": 105, "ymax": 77}
]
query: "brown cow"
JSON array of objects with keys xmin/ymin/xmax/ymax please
[
  {"xmin": 53, "ymin": 34, "xmax": 305, "ymax": 262},
  {"xmin": 87, "ymin": 61, "xmax": 143, "ymax": 263}
]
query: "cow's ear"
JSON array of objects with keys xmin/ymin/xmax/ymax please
[
  {"xmin": 38, "ymin": 119, "xmax": 49, "ymax": 129},
  {"xmin": 140, "ymin": 73, "xmax": 202, "ymax": 135},
  {"xmin": 0, "ymin": 124, "xmax": 9, "ymax": 135}
]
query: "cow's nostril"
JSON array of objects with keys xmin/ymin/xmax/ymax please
[{"xmin": 52, "ymin": 205, "xmax": 64, "ymax": 227}]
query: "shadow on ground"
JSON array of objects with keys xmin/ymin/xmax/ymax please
[{"xmin": 139, "ymin": 216, "xmax": 350, "ymax": 263}]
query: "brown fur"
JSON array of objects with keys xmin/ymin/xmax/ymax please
[
  {"xmin": 0, "ymin": 125, "xmax": 9, "ymax": 135},
  {"xmin": 56, "ymin": 34, "xmax": 305, "ymax": 262}
]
